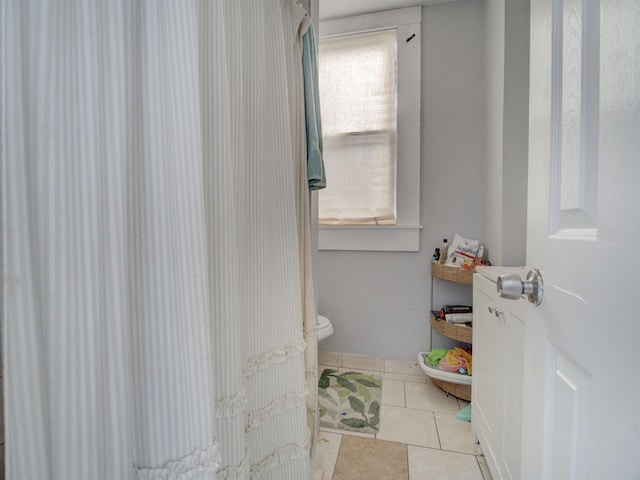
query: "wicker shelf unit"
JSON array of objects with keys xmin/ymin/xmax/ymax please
[{"xmin": 423, "ymin": 262, "xmax": 474, "ymax": 401}]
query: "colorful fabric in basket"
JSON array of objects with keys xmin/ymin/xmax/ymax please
[
  {"xmin": 426, "ymin": 348, "xmax": 449, "ymax": 367},
  {"xmin": 439, "ymin": 347, "xmax": 473, "ymax": 375}
]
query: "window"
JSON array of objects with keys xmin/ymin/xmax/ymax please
[
  {"xmin": 318, "ymin": 7, "xmax": 422, "ymax": 251},
  {"xmin": 319, "ymin": 29, "xmax": 397, "ymax": 226}
]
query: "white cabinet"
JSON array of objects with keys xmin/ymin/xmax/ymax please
[{"xmin": 472, "ymin": 270, "xmax": 527, "ymax": 480}]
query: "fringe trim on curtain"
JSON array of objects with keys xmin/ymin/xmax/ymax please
[
  {"xmin": 215, "ymin": 434, "xmax": 312, "ymax": 478},
  {"xmin": 244, "ymin": 341, "xmax": 306, "ymax": 375},
  {"xmin": 134, "ymin": 442, "xmax": 221, "ymax": 479},
  {"xmin": 246, "ymin": 391, "xmax": 308, "ymax": 432},
  {"xmin": 215, "ymin": 342, "xmax": 307, "ymax": 419},
  {"xmin": 216, "ymin": 450, "xmax": 251, "ymax": 480},
  {"xmin": 250, "ymin": 436, "xmax": 311, "ymax": 479},
  {"xmin": 216, "ymin": 452, "xmax": 251, "ymax": 480},
  {"xmin": 215, "ymin": 385, "xmax": 248, "ymax": 418}
]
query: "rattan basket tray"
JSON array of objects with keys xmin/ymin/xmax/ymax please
[
  {"xmin": 431, "ymin": 378, "xmax": 471, "ymax": 401},
  {"xmin": 431, "ymin": 263, "xmax": 475, "ymax": 284},
  {"xmin": 430, "ymin": 315, "xmax": 472, "ymax": 343}
]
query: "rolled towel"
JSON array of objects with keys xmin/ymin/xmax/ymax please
[
  {"xmin": 439, "ymin": 347, "xmax": 473, "ymax": 375},
  {"xmin": 439, "ymin": 356, "xmax": 468, "ymax": 373}
]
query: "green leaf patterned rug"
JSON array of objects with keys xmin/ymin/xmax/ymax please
[{"xmin": 318, "ymin": 368, "xmax": 382, "ymax": 434}]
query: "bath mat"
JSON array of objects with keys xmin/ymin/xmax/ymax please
[
  {"xmin": 332, "ymin": 436, "xmax": 408, "ymax": 480},
  {"xmin": 318, "ymin": 368, "xmax": 382, "ymax": 434}
]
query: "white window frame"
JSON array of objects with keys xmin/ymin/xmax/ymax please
[{"xmin": 318, "ymin": 6, "xmax": 422, "ymax": 252}]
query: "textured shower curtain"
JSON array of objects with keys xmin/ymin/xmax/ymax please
[{"xmin": 2, "ymin": 1, "xmax": 317, "ymax": 479}]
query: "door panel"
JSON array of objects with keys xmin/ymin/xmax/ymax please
[
  {"xmin": 524, "ymin": 0, "xmax": 640, "ymax": 478},
  {"xmin": 548, "ymin": 348, "xmax": 590, "ymax": 480}
]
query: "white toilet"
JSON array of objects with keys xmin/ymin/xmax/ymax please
[{"xmin": 317, "ymin": 314, "xmax": 334, "ymax": 343}]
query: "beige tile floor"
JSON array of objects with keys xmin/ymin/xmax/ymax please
[{"xmin": 312, "ymin": 352, "xmax": 493, "ymax": 480}]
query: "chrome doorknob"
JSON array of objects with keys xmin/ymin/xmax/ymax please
[{"xmin": 497, "ymin": 269, "xmax": 544, "ymax": 305}]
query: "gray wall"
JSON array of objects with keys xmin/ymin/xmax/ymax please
[
  {"xmin": 484, "ymin": 0, "xmax": 530, "ymax": 267},
  {"xmin": 317, "ymin": 0, "xmax": 486, "ymax": 359}
]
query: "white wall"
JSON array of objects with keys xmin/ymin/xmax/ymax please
[
  {"xmin": 484, "ymin": 0, "xmax": 529, "ymax": 266},
  {"xmin": 317, "ymin": 0, "xmax": 485, "ymax": 358},
  {"xmin": 484, "ymin": 0, "xmax": 505, "ymax": 267}
]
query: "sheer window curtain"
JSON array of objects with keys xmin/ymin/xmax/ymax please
[
  {"xmin": 2, "ymin": 0, "xmax": 315, "ymax": 479},
  {"xmin": 318, "ymin": 30, "xmax": 398, "ymax": 225}
]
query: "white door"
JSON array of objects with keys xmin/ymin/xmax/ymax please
[{"xmin": 520, "ymin": 0, "xmax": 640, "ymax": 478}]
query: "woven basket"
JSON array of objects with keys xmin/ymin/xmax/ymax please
[
  {"xmin": 432, "ymin": 378, "xmax": 471, "ymax": 401},
  {"xmin": 431, "ymin": 263, "xmax": 475, "ymax": 285},
  {"xmin": 430, "ymin": 315, "xmax": 472, "ymax": 344}
]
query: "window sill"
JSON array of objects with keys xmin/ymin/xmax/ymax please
[{"xmin": 318, "ymin": 224, "xmax": 422, "ymax": 252}]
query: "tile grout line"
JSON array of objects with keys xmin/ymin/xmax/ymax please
[
  {"xmin": 404, "ymin": 443, "xmax": 410, "ymax": 480},
  {"xmin": 330, "ymin": 434, "xmax": 346, "ymax": 480},
  {"xmin": 402, "ymin": 380, "xmax": 407, "ymax": 408},
  {"xmin": 475, "ymin": 455, "xmax": 486, "ymax": 480},
  {"xmin": 432, "ymin": 410, "xmax": 443, "ymax": 450}
]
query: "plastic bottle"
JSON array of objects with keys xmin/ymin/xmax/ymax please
[{"xmin": 439, "ymin": 238, "xmax": 448, "ymax": 264}]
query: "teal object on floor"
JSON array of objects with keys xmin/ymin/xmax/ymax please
[{"xmin": 457, "ymin": 403, "xmax": 472, "ymax": 422}]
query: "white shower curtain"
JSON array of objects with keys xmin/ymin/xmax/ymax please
[{"xmin": 2, "ymin": 0, "xmax": 316, "ymax": 478}]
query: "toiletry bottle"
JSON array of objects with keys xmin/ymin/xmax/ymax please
[
  {"xmin": 439, "ymin": 238, "xmax": 448, "ymax": 264},
  {"xmin": 432, "ymin": 247, "xmax": 440, "ymax": 263}
]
